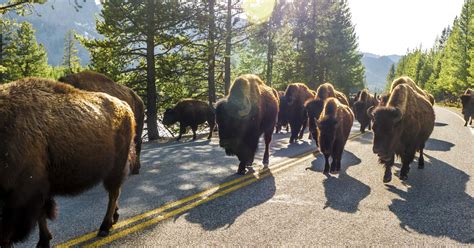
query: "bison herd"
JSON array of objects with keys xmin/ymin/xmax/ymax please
[{"xmin": 0, "ymin": 71, "xmax": 471, "ymax": 247}]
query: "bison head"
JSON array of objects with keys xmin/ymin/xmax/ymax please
[
  {"xmin": 353, "ymin": 101, "xmax": 367, "ymax": 120},
  {"xmin": 370, "ymin": 107, "xmax": 402, "ymax": 162},
  {"xmin": 162, "ymin": 108, "xmax": 178, "ymax": 126},
  {"xmin": 278, "ymin": 95, "xmax": 289, "ymax": 125},
  {"xmin": 215, "ymin": 99, "xmax": 251, "ymax": 156},
  {"xmin": 460, "ymin": 94, "xmax": 472, "ymax": 114},
  {"xmin": 317, "ymin": 117, "xmax": 338, "ymax": 156}
]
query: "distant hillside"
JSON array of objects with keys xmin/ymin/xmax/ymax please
[
  {"xmin": 13, "ymin": 1, "xmax": 101, "ymax": 65},
  {"xmin": 362, "ymin": 53, "xmax": 401, "ymax": 92}
]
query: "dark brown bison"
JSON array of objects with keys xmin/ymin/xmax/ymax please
[
  {"xmin": 215, "ymin": 74, "xmax": 279, "ymax": 175},
  {"xmin": 0, "ymin": 78, "xmax": 135, "ymax": 247},
  {"xmin": 163, "ymin": 99, "xmax": 216, "ymax": 141},
  {"xmin": 275, "ymin": 91, "xmax": 289, "ymax": 133},
  {"xmin": 284, "ymin": 83, "xmax": 315, "ymax": 143},
  {"xmin": 305, "ymin": 83, "xmax": 349, "ymax": 146},
  {"xmin": 317, "ymin": 97, "xmax": 354, "ymax": 174},
  {"xmin": 370, "ymin": 83, "xmax": 435, "ymax": 183},
  {"xmin": 390, "ymin": 76, "xmax": 435, "ymax": 105},
  {"xmin": 58, "ymin": 71, "xmax": 145, "ymax": 175},
  {"xmin": 461, "ymin": 89, "xmax": 473, "ymax": 126},
  {"xmin": 353, "ymin": 89, "xmax": 379, "ymax": 133}
]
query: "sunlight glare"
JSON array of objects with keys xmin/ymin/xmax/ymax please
[{"xmin": 242, "ymin": 0, "xmax": 276, "ymax": 24}]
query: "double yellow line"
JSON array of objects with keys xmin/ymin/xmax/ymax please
[{"xmin": 57, "ymin": 132, "xmax": 363, "ymax": 247}]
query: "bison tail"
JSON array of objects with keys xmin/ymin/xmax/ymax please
[{"xmin": 45, "ymin": 197, "xmax": 57, "ymax": 220}]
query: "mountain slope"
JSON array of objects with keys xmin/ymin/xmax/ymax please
[{"xmin": 362, "ymin": 53, "xmax": 401, "ymax": 92}]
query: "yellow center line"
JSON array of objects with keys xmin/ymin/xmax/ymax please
[
  {"xmin": 56, "ymin": 132, "xmax": 364, "ymax": 247},
  {"xmin": 83, "ymin": 155, "xmax": 311, "ymax": 248}
]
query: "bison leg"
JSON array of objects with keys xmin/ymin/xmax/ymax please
[
  {"xmin": 191, "ymin": 125, "xmax": 198, "ymax": 141},
  {"xmin": 368, "ymin": 121, "xmax": 372, "ymax": 131},
  {"xmin": 298, "ymin": 120, "xmax": 307, "ymax": 140},
  {"xmin": 275, "ymin": 123, "xmax": 281, "ymax": 134},
  {"xmin": 400, "ymin": 152, "xmax": 415, "ymax": 181},
  {"xmin": 383, "ymin": 156, "xmax": 394, "ymax": 183},
  {"xmin": 176, "ymin": 124, "xmax": 186, "ymax": 141},
  {"xmin": 330, "ymin": 158, "xmax": 338, "ymax": 174},
  {"xmin": 131, "ymin": 136, "xmax": 142, "ymax": 175},
  {"xmin": 263, "ymin": 129, "xmax": 273, "ymax": 167},
  {"xmin": 207, "ymin": 121, "xmax": 215, "ymax": 139},
  {"xmin": 98, "ymin": 188, "xmax": 121, "ymax": 237},
  {"xmin": 37, "ymin": 215, "xmax": 52, "ymax": 248},
  {"xmin": 418, "ymin": 144, "xmax": 425, "ymax": 169},
  {"xmin": 323, "ymin": 154, "xmax": 330, "ymax": 174},
  {"xmin": 289, "ymin": 121, "xmax": 301, "ymax": 143}
]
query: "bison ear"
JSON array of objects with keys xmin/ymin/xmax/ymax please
[
  {"xmin": 393, "ymin": 108, "xmax": 402, "ymax": 123},
  {"xmin": 367, "ymin": 106, "xmax": 375, "ymax": 120}
]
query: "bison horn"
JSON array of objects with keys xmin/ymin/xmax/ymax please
[
  {"xmin": 367, "ymin": 106, "xmax": 375, "ymax": 119},
  {"xmin": 238, "ymin": 97, "xmax": 251, "ymax": 117}
]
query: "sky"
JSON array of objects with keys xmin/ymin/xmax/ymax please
[{"xmin": 348, "ymin": 0, "xmax": 465, "ymax": 55}]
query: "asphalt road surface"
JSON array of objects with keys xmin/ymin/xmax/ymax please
[{"xmin": 19, "ymin": 106, "xmax": 473, "ymax": 247}]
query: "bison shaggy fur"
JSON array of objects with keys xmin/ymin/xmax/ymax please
[
  {"xmin": 58, "ymin": 71, "xmax": 145, "ymax": 175},
  {"xmin": 370, "ymin": 83, "xmax": 435, "ymax": 183},
  {"xmin": 215, "ymin": 74, "xmax": 279, "ymax": 175},
  {"xmin": 460, "ymin": 89, "xmax": 473, "ymax": 126},
  {"xmin": 163, "ymin": 99, "xmax": 216, "ymax": 141},
  {"xmin": 353, "ymin": 89, "xmax": 379, "ymax": 133},
  {"xmin": 284, "ymin": 83, "xmax": 316, "ymax": 143},
  {"xmin": 317, "ymin": 97, "xmax": 354, "ymax": 174},
  {"xmin": 305, "ymin": 83, "xmax": 349, "ymax": 146},
  {"xmin": 0, "ymin": 78, "xmax": 135, "ymax": 247},
  {"xmin": 275, "ymin": 91, "xmax": 289, "ymax": 133},
  {"xmin": 390, "ymin": 76, "xmax": 435, "ymax": 105}
]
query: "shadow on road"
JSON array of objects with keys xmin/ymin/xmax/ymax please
[
  {"xmin": 307, "ymin": 150, "xmax": 371, "ymax": 213},
  {"xmin": 387, "ymin": 154, "xmax": 474, "ymax": 244},
  {"xmin": 352, "ymin": 132, "xmax": 373, "ymax": 145},
  {"xmin": 434, "ymin": 122, "xmax": 448, "ymax": 127},
  {"xmin": 425, "ymin": 138, "xmax": 455, "ymax": 151},
  {"xmin": 183, "ymin": 171, "xmax": 276, "ymax": 231}
]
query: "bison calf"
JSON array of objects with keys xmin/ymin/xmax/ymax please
[
  {"xmin": 0, "ymin": 78, "xmax": 135, "ymax": 247},
  {"xmin": 163, "ymin": 99, "xmax": 216, "ymax": 141},
  {"xmin": 215, "ymin": 74, "xmax": 279, "ymax": 175},
  {"xmin": 58, "ymin": 71, "xmax": 145, "ymax": 175},
  {"xmin": 317, "ymin": 97, "xmax": 354, "ymax": 174},
  {"xmin": 461, "ymin": 89, "xmax": 473, "ymax": 126},
  {"xmin": 370, "ymin": 83, "xmax": 435, "ymax": 183}
]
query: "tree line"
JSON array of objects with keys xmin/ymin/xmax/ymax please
[
  {"xmin": 0, "ymin": 0, "xmax": 365, "ymax": 141},
  {"xmin": 387, "ymin": 0, "xmax": 473, "ymax": 102}
]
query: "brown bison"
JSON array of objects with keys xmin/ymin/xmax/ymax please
[
  {"xmin": 370, "ymin": 83, "xmax": 435, "ymax": 183},
  {"xmin": 305, "ymin": 83, "xmax": 349, "ymax": 146},
  {"xmin": 215, "ymin": 74, "xmax": 279, "ymax": 175},
  {"xmin": 460, "ymin": 89, "xmax": 473, "ymax": 126},
  {"xmin": 317, "ymin": 97, "xmax": 354, "ymax": 174},
  {"xmin": 275, "ymin": 91, "xmax": 289, "ymax": 133},
  {"xmin": 58, "ymin": 71, "xmax": 145, "ymax": 175},
  {"xmin": 353, "ymin": 89, "xmax": 379, "ymax": 133},
  {"xmin": 0, "ymin": 78, "xmax": 135, "ymax": 247},
  {"xmin": 284, "ymin": 83, "xmax": 315, "ymax": 143},
  {"xmin": 390, "ymin": 76, "xmax": 435, "ymax": 105},
  {"xmin": 163, "ymin": 99, "xmax": 216, "ymax": 141}
]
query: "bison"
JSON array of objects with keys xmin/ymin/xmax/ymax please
[
  {"xmin": 353, "ymin": 89, "xmax": 379, "ymax": 133},
  {"xmin": 58, "ymin": 71, "xmax": 145, "ymax": 175},
  {"xmin": 317, "ymin": 97, "xmax": 354, "ymax": 174},
  {"xmin": 215, "ymin": 74, "xmax": 279, "ymax": 175},
  {"xmin": 460, "ymin": 89, "xmax": 473, "ymax": 126},
  {"xmin": 162, "ymin": 99, "xmax": 216, "ymax": 141},
  {"xmin": 305, "ymin": 83, "xmax": 349, "ymax": 146},
  {"xmin": 370, "ymin": 83, "xmax": 435, "ymax": 183},
  {"xmin": 390, "ymin": 76, "xmax": 435, "ymax": 105},
  {"xmin": 284, "ymin": 83, "xmax": 315, "ymax": 143},
  {"xmin": 275, "ymin": 91, "xmax": 289, "ymax": 133},
  {"xmin": 0, "ymin": 78, "xmax": 135, "ymax": 247}
]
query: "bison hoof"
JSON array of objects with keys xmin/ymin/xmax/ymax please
[
  {"xmin": 323, "ymin": 169, "xmax": 329, "ymax": 175},
  {"xmin": 97, "ymin": 229, "xmax": 110, "ymax": 237},
  {"xmin": 36, "ymin": 240, "xmax": 51, "ymax": 248},
  {"xmin": 237, "ymin": 169, "xmax": 246, "ymax": 175},
  {"xmin": 399, "ymin": 174, "xmax": 408, "ymax": 180},
  {"xmin": 418, "ymin": 163, "xmax": 424, "ymax": 169},
  {"xmin": 383, "ymin": 175, "xmax": 392, "ymax": 183},
  {"xmin": 131, "ymin": 168, "xmax": 140, "ymax": 175}
]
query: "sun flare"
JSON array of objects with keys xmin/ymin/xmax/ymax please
[{"xmin": 242, "ymin": 0, "xmax": 277, "ymax": 24}]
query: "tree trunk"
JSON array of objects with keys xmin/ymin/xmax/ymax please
[
  {"xmin": 0, "ymin": 33, "xmax": 3, "ymax": 82},
  {"xmin": 224, "ymin": 0, "xmax": 232, "ymax": 95},
  {"xmin": 266, "ymin": 21, "xmax": 274, "ymax": 86},
  {"xmin": 145, "ymin": 0, "xmax": 159, "ymax": 140},
  {"xmin": 208, "ymin": 0, "xmax": 216, "ymax": 104}
]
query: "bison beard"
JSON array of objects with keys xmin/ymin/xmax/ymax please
[
  {"xmin": 460, "ymin": 89, "xmax": 473, "ymax": 126},
  {"xmin": 284, "ymin": 83, "xmax": 315, "ymax": 143},
  {"xmin": 0, "ymin": 78, "xmax": 135, "ymax": 247},
  {"xmin": 317, "ymin": 98, "xmax": 354, "ymax": 174},
  {"xmin": 58, "ymin": 71, "xmax": 145, "ymax": 175},
  {"xmin": 370, "ymin": 84, "xmax": 435, "ymax": 183},
  {"xmin": 215, "ymin": 74, "xmax": 279, "ymax": 175},
  {"xmin": 163, "ymin": 99, "xmax": 216, "ymax": 141}
]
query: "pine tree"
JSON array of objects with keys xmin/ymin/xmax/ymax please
[
  {"xmin": 2, "ymin": 21, "xmax": 47, "ymax": 82},
  {"xmin": 386, "ymin": 64, "xmax": 396, "ymax": 84},
  {"xmin": 62, "ymin": 29, "xmax": 80, "ymax": 74}
]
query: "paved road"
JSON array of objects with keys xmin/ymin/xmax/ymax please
[{"xmin": 19, "ymin": 107, "xmax": 473, "ymax": 247}]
